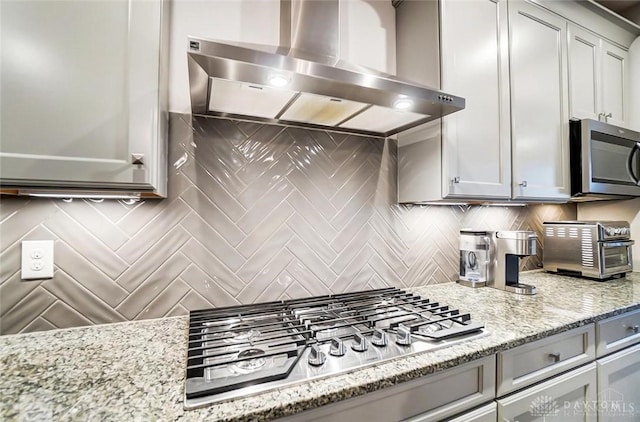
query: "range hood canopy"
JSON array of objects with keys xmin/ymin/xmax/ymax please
[{"xmin": 187, "ymin": 0, "xmax": 465, "ymax": 138}]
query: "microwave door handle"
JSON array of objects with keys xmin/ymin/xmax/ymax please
[
  {"xmin": 602, "ymin": 240, "xmax": 635, "ymax": 248},
  {"xmin": 626, "ymin": 142, "xmax": 640, "ymax": 185}
]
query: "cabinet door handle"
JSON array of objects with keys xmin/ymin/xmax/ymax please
[
  {"xmin": 452, "ymin": 176, "xmax": 460, "ymax": 184},
  {"xmin": 627, "ymin": 325, "xmax": 639, "ymax": 334},
  {"xmin": 132, "ymin": 153, "xmax": 145, "ymax": 165},
  {"xmin": 519, "ymin": 181, "xmax": 527, "ymax": 188},
  {"xmin": 548, "ymin": 352, "xmax": 561, "ymax": 362},
  {"xmin": 626, "ymin": 143, "xmax": 640, "ymax": 185}
]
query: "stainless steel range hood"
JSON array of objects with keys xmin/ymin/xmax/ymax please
[{"xmin": 187, "ymin": 0, "xmax": 465, "ymax": 138}]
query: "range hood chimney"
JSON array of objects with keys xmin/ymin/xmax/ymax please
[{"xmin": 187, "ymin": 0, "xmax": 465, "ymax": 138}]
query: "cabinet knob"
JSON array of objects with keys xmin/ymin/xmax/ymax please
[
  {"xmin": 627, "ymin": 325, "xmax": 639, "ymax": 334},
  {"xmin": 131, "ymin": 153, "xmax": 145, "ymax": 165},
  {"xmin": 452, "ymin": 177, "xmax": 460, "ymax": 184},
  {"xmin": 548, "ymin": 352, "xmax": 561, "ymax": 363},
  {"xmin": 519, "ymin": 181, "xmax": 527, "ymax": 188}
]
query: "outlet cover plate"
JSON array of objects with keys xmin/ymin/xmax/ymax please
[{"xmin": 21, "ymin": 240, "xmax": 54, "ymax": 280}]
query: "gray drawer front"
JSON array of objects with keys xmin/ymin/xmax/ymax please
[
  {"xmin": 596, "ymin": 308, "xmax": 640, "ymax": 357},
  {"xmin": 447, "ymin": 402, "xmax": 497, "ymax": 422},
  {"xmin": 497, "ymin": 362, "xmax": 597, "ymax": 422},
  {"xmin": 497, "ymin": 324, "xmax": 596, "ymax": 396},
  {"xmin": 282, "ymin": 356, "xmax": 496, "ymax": 422}
]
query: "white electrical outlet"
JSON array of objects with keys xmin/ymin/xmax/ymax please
[{"xmin": 21, "ymin": 240, "xmax": 54, "ymax": 280}]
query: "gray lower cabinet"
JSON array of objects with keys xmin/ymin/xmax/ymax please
[
  {"xmin": 280, "ymin": 355, "xmax": 495, "ymax": 422},
  {"xmin": 497, "ymin": 362, "xmax": 598, "ymax": 422},
  {"xmin": 444, "ymin": 402, "xmax": 498, "ymax": 422},
  {"xmin": 596, "ymin": 308, "xmax": 640, "ymax": 357},
  {"xmin": 596, "ymin": 343, "xmax": 640, "ymax": 422},
  {"xmin": 497, "ymin": 324, "xmax": 595, "ymax": 396}
]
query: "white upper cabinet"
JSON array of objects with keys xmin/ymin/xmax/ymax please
[
  {"xmin": 568, "ymin": 25, "xmax": 600, "ymax": 121},
  {"xmin": 397, "ymin": 0, "xmax": 511, "ymax": 203},
  {"xmin": 0, "ymin": 0, "xmax": 168, "ymax": 196},
  {"xmin": 568, "ymin": 24, "xmax": 630, "ymax": 128},
  {"xmin": 601, "ymin": 40, "xmax": 630, "ymax": 127},
  {"xmin": 440, "ymin": 0, "xmax": 511, "ymax": 199},
  {"xmin": 509, "ymin": 0, "xmax": 571, "ymax": 201}
]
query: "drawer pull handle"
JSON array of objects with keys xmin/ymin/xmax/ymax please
[
  {"xmin": 627, "ymin": 325, "xmax": 639, "ymax": 334},
  {"xmin": 549, "ymin": 353, "xmax": 561, "ymax": 362}
]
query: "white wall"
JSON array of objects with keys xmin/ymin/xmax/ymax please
[
  {"xmin": 168, "ymin": 0, "xmax": 280, "ymax": 114},
  {"xmin": 168, "ymin": 0, "xmax": 397, "ymax": 114},
  {"xmin": 340, "ymin": 0, "xmax": 396, "ymax": 76}
]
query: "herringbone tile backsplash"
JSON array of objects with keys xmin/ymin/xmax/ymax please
[{"xmin": 0, "ymin": 114, "xmax": 576, "ymax": 334}]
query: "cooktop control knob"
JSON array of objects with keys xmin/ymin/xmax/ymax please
[
  {"xmin": 605, "ymin": 227, "xmax": 614, "ymax": 236},
  {"xmin": 396, "ymin": 325, "xmax": 412, "ymax": 346},
  {"xmin": 329, "ymin": 337, "xmax": 346, "ymax": 356},
  {"xmin": 308, "ymin": 344, "xmax": 327, "ymax": 366},
  {"xmin": 372, "ymin": 328, "xmax": 388, "ymax": 347},
  {"xmin": 351, "ymin": 332, "xmax": 368, "ymax": 352}
]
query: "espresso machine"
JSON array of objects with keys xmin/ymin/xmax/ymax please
[
  {"xmin": 490, "ymin": 231, "xmax": 538, "ymax": 295},
  {"xmin": 458, "ymin": 230, "xmax": 538, "ymax": 294}
]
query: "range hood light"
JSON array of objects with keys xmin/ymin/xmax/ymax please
[
  {"xmin": 393, "ymin": 98, "xmax": 413, "ymax": 110},
  {"xmin": 267, "ymin": 74, "xmax": 290, "ymax": 87}
]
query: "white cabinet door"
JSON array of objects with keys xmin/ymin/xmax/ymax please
[
  {"xmin": 497, "ymin": 362, "xmax": 597, "ymax": 422},
  {"xmin": 509, "ymin": 1, "xmax": 570, "ymax": 201},
  {"xmin": 0, "ymin": 0, "xmax": 167, "ymax": 195},
  {"xmin": 567, "ymin": 23, "xmax": 630, "ymax": 129},
  {"xmin": 601, "ymin": 40, "xmax": 630, "ymax": 128},
  {"xmin": 568, "ymin": 24, "xmax": 600, "ymax": 121},
  {"xmin": 440, "ymin": 0, "xmax": 511, "ymax": 199},
  {"xmin": 597, "ymin": 343, "xmax": 640, "ymax": 422}
]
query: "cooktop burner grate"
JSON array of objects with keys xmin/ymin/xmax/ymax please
[{"xmin": 184, "ymin": 287, "xmax": 486, "ymax": 409}]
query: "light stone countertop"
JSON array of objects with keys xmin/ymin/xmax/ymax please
[{"xmin": 2, "ymin": 271, "xmax": 640, "ymax": 421}]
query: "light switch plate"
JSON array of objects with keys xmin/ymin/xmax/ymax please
[{"xmin": 21, "ymin": 240, "xmax": 54, "ymax": 280}]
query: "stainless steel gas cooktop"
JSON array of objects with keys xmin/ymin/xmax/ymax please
[{"xmin": 184, "ymin": 287, "xmax": 486, "ymax": 410}]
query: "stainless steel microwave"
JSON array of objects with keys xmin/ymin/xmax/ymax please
[{"xmin": 570, "ymin": 119, "xmax": 640, "ymax": 200}]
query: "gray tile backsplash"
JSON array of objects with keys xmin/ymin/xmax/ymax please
[{"xmin": 0, "ymin": 114, "xmax": 576, "ymax": 334}]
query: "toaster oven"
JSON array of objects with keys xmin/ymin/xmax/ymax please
[{"xmin": 543, "ymin": 221, "xmax": 633, "ymax": 279}]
